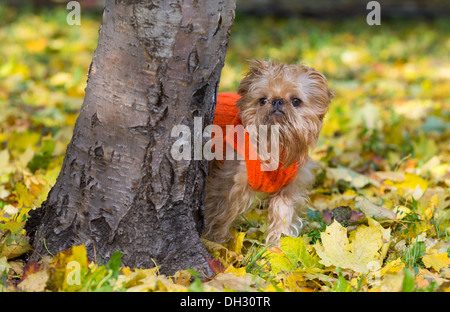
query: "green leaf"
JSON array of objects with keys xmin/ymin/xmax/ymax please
[
  {"xmin": 402, "ymin": 268, "xmax": 415, "ymax": 292},
  {"xmin": 267, "ymin": 236, "xmax": 322, "ymax": 275},
  {"xmin": 0, "ymin": 256, "xmax": 11, "ymax": 278},
  {"xmin": 333, "ymin": 267, "xmax": 353, "ymax": 292},
  {"xmin": 0, "ymin": 232, "xmax": 31, "ymax": 259},
  {"xmin": 267, "ymin": 252, "xmax": 297, "ymax": 275},
  {"xmin": 187, "ymin": 277, "xmax": 204, "ymax": 292},
  {"xmin": 421, "ymin": 116, "xmax": 450, "ymax": 134},
  {"xmin": 0, "ymin": 220, "xmax": 26, "ymax": 235},
  {"xmin": 106, "ymin": 250, "xmax": 122, "ymax": 280},
  {"xmin": 7, "ymin": 131, "xmax": 41, "ymax": 152},
  {"xmin": 27, "ymin": 139, "xmax": 55, "ymax": 173},
  {"xmin": 280, "ymin": 236, "xmax": 320, "ymax": 269}
]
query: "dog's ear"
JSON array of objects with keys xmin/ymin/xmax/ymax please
[
  {"xmin": 305, "ymin": 67, "xmax": 334, "ymax": 103},
  {"xmin": 303, "ymin": 67, "xmax": 334, "ymax": 121},
  {"xmin": 237, "ymin": 59, "xmax": 272, "ymax": 96},
  {"xmin": 247, "ymin": 59, "xmax": 272, "ymax": 75}
]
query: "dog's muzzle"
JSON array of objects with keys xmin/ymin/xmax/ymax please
[{"xmin": 271, "ymin": 98, "xmax": 285, "ymax": 115}]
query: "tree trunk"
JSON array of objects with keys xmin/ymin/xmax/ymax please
[{"xmin": 26, "ymin": 0, "xmax": 235, "ymax": 275}]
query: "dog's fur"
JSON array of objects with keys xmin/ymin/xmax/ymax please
[{"xmin": 203, "ymin": 60, "xmax": 334, "ymax": 245}]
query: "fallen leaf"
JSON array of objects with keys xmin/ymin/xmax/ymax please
[
  {"xmin": 0, "ymin": 256, "xmax": 11, "ymax": 275},
  {"xmin": 423, "ymin": 193, "xmax": 439, "ymax": 221},
  {"xmin": 0, "ymin": 232, "xmax": 31, "ymax": 259},
  {"xmin": 385, "ymin": 172, "xmax": 429, "ymax": 200},
  {"xmin": 202, "ymin": 238, "xmax": 243, "ymax": 266},
  {"xmin": 205, "ymin": 272, "xmax": 264, "ymax": 291},
  {"xmin": 393, "ymin": 205, "xmax": 411, "ymax": 220},
  {"xmin": 279, "ymin": 236, "xmax": 321, "ymax": 269},
  {"xmin": 284, "ymin": 274, "xmax": 314, "ymax": 292},
  {"xmin": 6, "ymin": 263, "xmax": 22, "ymax": 282},
  {"xmin": 18, "ymin": 270, "xmax": 49, "ymax": 292},
  {"xmin": 172, "ymin": 270, "xmax": 192, "ymax": 287},
  {"xmin": 380, "ymin": 258, "xmax": 405, "ymax": 275},
  {"xmin": 205, "ymin": 258, "xmax": 225, "ymax": 274},
  {"xmin": 326, "ymin": 166, "xmax": 379, "ymax": 189},
  {"xmin": 226, "ymin": 228, "xmax": 245, "ymax": 254},
  {"xmin": 224, "ymin": 265, "xmax": 247, "ymax": 276},
  {"xmin": 331, "ymin": 206, "xmax": 353, "ymax": 223},
  {"xmin": 47, "ymin": 244, "xmax": 89, "ymax": 291},
  {"xmin": 26, "ymin": 38, "xmax": 48, "ymax": 53},
  {"xmin": 372, "ymin": 171, "xmax": 405, "ymax": 182},
  {"xmin": 356, "ymin": 198, "xmax": 397, "ymax": 220},
  {"xmin": 422, "ymin": 253, "xmax": 450, "ymax": 272},
  {"xmin": 314, "ymin": 218, "xmax": 391, "ymax": 273},
  {"xmin": 267, "ymin": 236, "xmax": 322, "ymax": 275}
]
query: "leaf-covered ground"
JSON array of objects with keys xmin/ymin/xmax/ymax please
[{"xmin": 1, "ymin": 6, "xmax": 450, "ymax": 292}]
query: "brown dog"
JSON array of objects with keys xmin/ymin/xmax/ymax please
[{"xmin": 203, "ymin": 60, "xmax": 334, "ymax": 245}]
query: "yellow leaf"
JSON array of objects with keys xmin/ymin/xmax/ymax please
[
  {"xmin": 2, "ymin": 205, "xmax": 18, "ymax": 217},
  {"xmin": 424, "ymin": 193, "xmax": 438, "ymax": 221},
  {"xmin": 205, "ymin": 272, "xmax": 263, "ymax": 291},
  {"xmin": 172, "ymin": 270, "xmax": 192, "ymax": 287},
  {"xmin": 49, "ymin": 72, "xmax": 72, "ymax": 87},
  {"xmin": 123, "ymin": 273, "xmax": 186, "ymax": 292},
  {"xmin": 422, "ymin": 253, "xmax": 450, "ymax": 272},
  {"xmin": 285, "ymin": 274, "xmax": 314, "ymax": 292},
  {"xmin": 415, "ymin": 268, "xmax": 430, "ymax": 289},
  {"xmin": 201, "ymin": 238, "xmax": 243, "ymax": 266},
  {"xmin": 380, "ymin": 270, "xmax": 405, "ymax": 292},
  {"xmin": 118, "ymin": 267, "xmax": 157, "ymax": 289},
  {"xmin": 224, "ymin": 266, "xmax": 246, "ymax": 277},
  {"xmin": 380, "ymin": 258, "xmax": 405, "ymax": 275},
  {"xmin": 122, "ymin": 267, "xmax": 132, "ymax": 276},
  {"xmin": 267, "ymin": 251, "xmax": 297, "ymax": 275},
  {"xmin": 343, "ymin": 189, "xmax": 358, "ymax": 197},
  {"xmin": 226, "ymin": 228, "xmax": 245, "ymax": 254},
  {"xmin": 393, "ymin": 205, "xmax": 411, "ymax": 220},
  {"xmin": 14, "ymin": 182, "xmax": 33, "ymax": 210},
  {"xmin": 0, "ymin": 150, "xmax": 14, "ymax": 184},
  {"xmin": 18, "ymin": 270, "xmax": 49, "ymax": 292},
  {"xmin": 0, "ymin": 257, "xmax": 11, "ymax": 276},
  {"xmin": 26, "ymin": 38, "xmax": 48, "ymax": 53},
  {"xmin": 263, "ymin": 281, "xmax": 286, "ymax": 292},
  {"xmin": 431, "ymin": 163, "xmax": 449, "ymax": 177},
  {"xmin": 17, "ymin": 146, "xmax": 35, "ymax": 169},
  {"xmin": 280, "ymin": 236, "xmax": 322, "ymax": 269},
  {"xmin": 314, "ymin": 218, "xmax": 390, "ymax": 273},
  {"xmin": 8, "ymin": 131, "xmax": 40, "ymax": 152},
  {"xmin": 392, "ymin": 173, "xmax": 428, "ymax": 200},
  {"xmin": 0, "ymin": 186, "xmax": 10, "ymax": 200},
  {"xmin": 50, "ymin": 245, "xmax": 89, "ymax": 291},
  {"xmin": 0, "ymin": 149, "xmax": 10, "ymax": 168},
  {"xmin": 65, "ymin": 113, "xmax": 79, "ymax": 127}
]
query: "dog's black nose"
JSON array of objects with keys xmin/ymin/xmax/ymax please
[{"xmin": 271, "ymin": 98, "xmax": 284, "ymax": 109}]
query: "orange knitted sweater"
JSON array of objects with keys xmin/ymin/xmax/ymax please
[{"xmin": 212, "ymin": 92, "xmax": 299, "ymax": 193}]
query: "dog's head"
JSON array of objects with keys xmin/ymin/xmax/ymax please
[{"xmin": 237, "ymin": 60, "xmax": 334, "ymax": 167}]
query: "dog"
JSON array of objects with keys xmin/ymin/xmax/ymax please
[{"xmin": 203, "ymin": 60, "xmax": 334, "ymax": 245}]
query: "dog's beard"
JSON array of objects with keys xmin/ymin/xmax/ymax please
[{"xmin": 242, "ymin": 105, "xmax": 317, "ymax": 169}]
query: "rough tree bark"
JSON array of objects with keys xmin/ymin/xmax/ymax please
[{"xmin": 26, "ymin": 0, "xmax": 236, "ymax": 274}]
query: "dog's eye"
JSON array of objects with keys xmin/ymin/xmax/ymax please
[
  {"xmin": 291, "ymin": 98, "xmax": 302, "ymax": 107},
  {"xmin": 259, "ymin": 98, "xmax": 269, "ymax": 106},
  {"xmin": 259, "ymin": 98, "xmax": 268, "ymax": 106}
]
